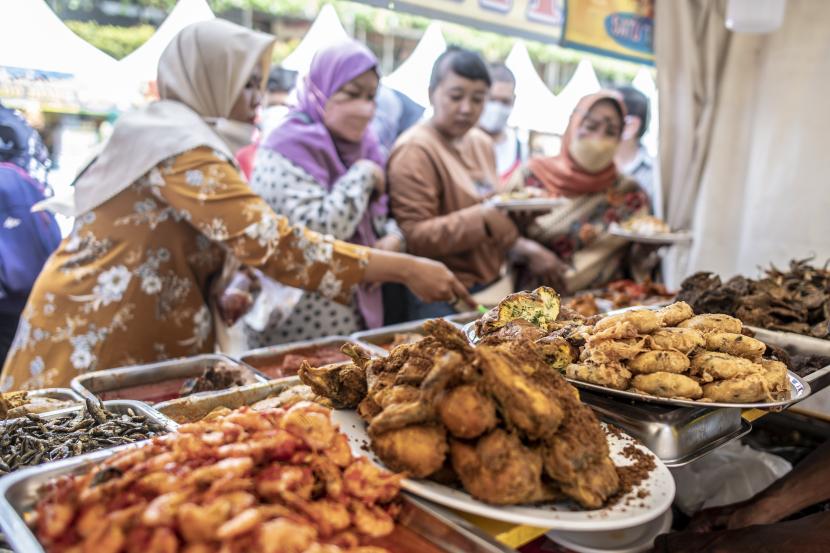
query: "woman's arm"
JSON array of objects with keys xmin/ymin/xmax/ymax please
[{"xmin": 249, "ymin": 148, "xmax": 375, "ymax": 240}]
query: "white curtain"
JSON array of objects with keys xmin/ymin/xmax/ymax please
[{"xmin": 656, "ymin": 0, "xmax": 830, "ymax": 285}]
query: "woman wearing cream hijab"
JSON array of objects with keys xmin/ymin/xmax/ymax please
[{"xmin": 0, "ymin": 20, "xmax": 470, "ymax": 390}]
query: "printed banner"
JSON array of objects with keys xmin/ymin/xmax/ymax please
[{"xmin": 561, "ymin": 0, "xmax": 654, "ymax": 64}]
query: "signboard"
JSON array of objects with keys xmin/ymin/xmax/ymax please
[
  {"xmin": 561, "ymin": 0, "xmax": 654, "ymax": 64},
  {"xmin": 358, "ymin": 0, "xmax": 564, "ymax": 45}
]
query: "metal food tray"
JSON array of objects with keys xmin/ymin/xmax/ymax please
[
  {"xmin": 1, "ymin": 389, "xmax": 84, "ymax": 420},
  {"xmin": 0, "ymin": 431, "xmax": 511, "ymax": 553},
  {"xmin": 351, "ymin": 320, "xmax": 432, "ymax": 349},
  {"xmin": 445, "ymin": 311, "xmax": 482, "ymax": 325},
  {"xmin": 240, "ymin": 336, "xmax": 388, "ymax": 379},
  {"xmin": 579, "ymin": 390, "xmax": 751, "ymax": 466},
  {"xmin": 154, "ymin": 377, "xmax": 302, "ymax": 423},
  {"xmin": 70, "ymin": 354, "xmax": 262, "ymax": 404}
]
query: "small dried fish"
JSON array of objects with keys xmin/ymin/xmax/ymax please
[{"xmin": 0, "ymin": 402, "xmax": 167, "ymax": 473}]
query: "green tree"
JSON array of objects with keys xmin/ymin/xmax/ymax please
[{"xmin": 64, "ymin": 21, "xmax": 155, "ymax": 59}]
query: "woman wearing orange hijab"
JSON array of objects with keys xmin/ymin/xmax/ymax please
[{"xmin": 509, "ymin": 91, "xmax": 651, "ymax": 291}]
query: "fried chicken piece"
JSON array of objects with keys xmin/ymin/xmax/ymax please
[
  {"xmin": 594, "ymin": 309, "xmax": 662, "ymax": 335},
  {"xmin": 690, "ymin": 351, "xmax": 763, "ymax": 382},
  {"xmin": 679, "ymin": 313, "xmax": 743, "ymax": 334},
  {"xmin": 367, "ymin": 400, "xmax": 434, "ymax": 435},
  {"xmin": 298, "ymin": 360, "xmax": 367, "ymax": 410},
  {"xmin": 704, "ymin": 332, "xmax": 767, "ymax": 359},
  {"xmin": 628, "ymin": 350, "xmax": 690, "ymax": 374},
  {"xmin": 450, "ymin": 429, "xmax": 551, "ymax": 505},
  {"xmin": 566, "ymin": 363, "xmax": 632, "ymax": 390},
  {"xmin": 476, "ymin": 286, "xmax": 561, "ymax": 336},
  {"xmin": 477, "ymin": 342, "xmax": 564, "ymax": 440},
  {"xmin": 631, "ymin": 372, "xmax": 703, "ymax": 399},
  {"xmin": 658, "ymin": 301, "xmax": 694, "ymax": 326},
  {"xmin": 647, "ymin": 327, "xmax": 706, "ymax": 353},
  {"xmin": 369, "ymin": 425, "xmax": 447, "ymax": 478},
  {"xmin": 342, "ymin": 343, "xmax": 374, "ymax": 369},
  {"xmin": 702, "ymin": 373, "xmax": 771, "ymax": 403},
  {"xmin": 372, "ymin": 385, "xmax": 421, "ymax": 410},
  {"xmin": 759, "ymin": 359, "xmax": 790, "ymax": 394},
  {"xmin": 438, "ymin": 385, "xmax": 497, "ymax": 439},
  {"xmin": 541, "ymin": 399, "xmax": 619, "ymax": 509},
  {"xmin": 422, "ymin": 318, "xmax": 475, "ymax": 352}
]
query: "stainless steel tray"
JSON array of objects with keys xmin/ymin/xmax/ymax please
[
  {"xmin": 154, "ymin": 377, "xmax": 302, "ymax": 423},
  {"xmin": 70, "ymin": 354, "xmax": 263, "ymax": 404},
  {"xmin": 1, "ymin": 389, "xmax": 83, "ymax": 420},
  {"xmin": 0, "ymin": 429, "xmax": 511, "ymax": 553},
  {"xmin": 747, "ymin": 326, "xmax": 830, "ymax": 388},
  {"xmin": 240, "ymin": 336, "xmax": 387, "ymax": 378},
  {"xmin": 579, "ymin": 390, "xmax": 751, "ymax": 466},
  {"xmin": 352, "ymin": 320, "xmax": 430, "ymax": 350}
]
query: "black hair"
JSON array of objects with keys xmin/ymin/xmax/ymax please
[
  {"xmin": 267, "ymin": 66, "xmax": 298, "ymax": 93},
  {"xmin": 488, "ymin": 63, "xmax": 515, "ymax": 86},
  {"xmin": 429, "ymin": 46, "xmax": 491, "ymax": 94},
  {"xmin": 616, "ymin": 85, "xmax": 649, "ymax": 139}
]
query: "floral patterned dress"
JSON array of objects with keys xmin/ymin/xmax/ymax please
[{"xmin": 0, "ymin": 147, "xmax": 368, "ymax": 391}]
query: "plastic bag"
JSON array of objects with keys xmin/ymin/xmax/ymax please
[
  {"xmin": 671, "ymin": 441, "xmax": 792, "ymax": 516},
  {"xmin": 243, "ymin": 269, "xmax": 303, "ymax": 332}
]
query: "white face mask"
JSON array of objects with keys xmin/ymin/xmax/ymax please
[{"xmin": 478, "ymin": 100, "xmax": 512, "ymax": 134}]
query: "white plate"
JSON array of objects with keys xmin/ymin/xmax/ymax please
[
  {"xmin": 488, "ymin": 197, "xmax": 568, "ymax": 211},
  {"xmin": 546, "ymin": 508, "xmax": 672, "ymax": 553},
  {"xmin": 331, "ymin": 410, "xmax": 676, "ymax": 531},
  {"xmin": 607, "ymin": 225, "xmax": 692, "ymax": 245}
]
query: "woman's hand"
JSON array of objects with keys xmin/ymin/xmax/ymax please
[
  {"xmin": 402, "ymin": 256, "xmax": 474, "ymax": 306},
  {"xmin": 373, "ymin": 234, "xmax": 404, "ymax": 252},
  {"xmin": 513, "ymin": 238, "xmax": 569, "ymax": 294},
  {"xmin": 215, "ymin": 270, "xmax": 258, "ymax": 326},
  {"xmin": 482, "ymin": 205, "xmax": 519, "ymax": 250},
  {"xmin": 355, "ymin": 159, "xmax": 386, "ymax": 196}
]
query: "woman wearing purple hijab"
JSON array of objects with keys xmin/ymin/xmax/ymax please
[{"xmin": 245, "ymin": 40, "xmax": 405, "ymax": 345}]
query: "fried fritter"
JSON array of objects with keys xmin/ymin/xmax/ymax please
[
  {"xmin": 647, "ymin": 327, "xmax": 705, "ymax": 353},
  {"xmin": 679, "ymin": 313, "xmax": 743, "ymax": 334},
  {"xmin": 690, "ymin": 352, "xmax": 763, "ymax": 382},
  {"xmin": 594, "ymin": 309, "xmax": 662, "ymax": 335},
  {"xmin": 759, "ymin": 359, "xmax": 790, "ymax": 394},
  {"xmin": 631, "ymin": 372, "xmax": 703, "ymax": 400},
  {"xmin": 370, "ymin": 425, "xmax": 447, "ymax": 478},
  {"xmin": 704, "ymin": 332, "xmax": 767, "ymax": 359},
  {"xmin": 566, "ymin": 363, "xmax": 632, "ymax": 391},
  {"xmin": 476, "ymin": 286, "xmax": 561, "ymax": 335},
  {"xmin": 438, "ymin": 385, "xmax": 497, "ymax": 439},
  {"xmin": 581, "ymin": 338, "xmax": 647, "ymax": 364},
  {"xmin": 628, "ymin": 350, "xmax": 690, "ymax": 375},
  {"xmin": 589, "ymin": 320, "xmax": 641, "ymax": 342},
  {"xmin": 702, "ymin": 374, "xmax": 771, "ymax": 403},
  {"xmin": 658, "ymin": 301, "xmax": 694, "ymax": 326},
  {"xmin": 450, "ymin": 430, "xmax": 552, "ymax": 505},
  {"xmin": 477, "ymin": 343, "xmax": 564, "ymax": 440},
  {"xmin": 535, "ymin": 335, "xmax": 578, "ymax": 369},
  {"xmin": 480, "ymin": 319, "xmax": 546, "ymax": 344}
]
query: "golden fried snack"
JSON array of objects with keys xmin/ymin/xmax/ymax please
[
  {"xmin": 566, "ymin": 363, "xmax": 632, "ymax": 391},
  {"xmin": 704, "ymin": 332, "xmax": 767, "ymax": 359},
  {"xmin": 759, "ymin": 359, "xmax": 790, "ymax": 394},
  {"xmin": 450, "ymin": 429, "xmax": 551, "ymax": 505},
  {"xmin": 369, "ymin": 424, "xmax": 447, "ymax": 478},
  {"xmin": 631, "ymin": 372, "xmax": 703, "ymax": 399},
  {"xmin": 658, "ymin": 301, "xmax": 694, "ymax": 326},
  {"xmin": 690, "ymin": 351, "xmax": 763, "ymax": 382},
  {"xmin": 679, "ymin": 313, "xmax": 742, "ymax": 334},
  {"xmin": 476, "ymin": 286, "xmax": 561, "ymax": 335},
  {"xmin": 628, "ymin": 350, "xmax": 691, "ymax": 375},
  {"xmin": 594, "ymin": 309, "xmax": 662, "ymax": 335},
  {"xmin": 702, "ymin": 373, "xmax": 771, "ymax": 403},
  {"xmin": 438, "ymin": 385, "xmax": 497, "ymax": 439},
  {"xmin": 581, "ymin": 338, "xmax": 647, "ymax": 364},
  {"xmin": 647, "ymin": 327, "xmax": 705, "ymax": 353}
]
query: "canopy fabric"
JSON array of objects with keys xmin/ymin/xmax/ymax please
[
  {"xmin": 0, "ymin": 0, "xmax": 116, "ymax": 76},
  {"xmin": 553, "ymin": 59, "xmax": 600, "ymax": 134},
  {"xmin": 281, "ymin": 4, "xmax": 349, "ymax": 76},
  {"xmin": 504, "ymin": 41, "xmax": 560, "ymax": 134},
  {"xmin": 632, "ymin": 66, "xmax": 658, "ymax": 158},
  {"xmin": 383, "ymin": 22, "xmax": 447, "ymax": 107},
  {"xmin": 118, "ymin": 0, "xmax": 215, "ymax": 85}
]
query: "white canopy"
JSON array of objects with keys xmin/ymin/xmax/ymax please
[
  {"xmin": 118, "ymin": 0, "xmax": 214, "ymax": 86},
  {"xmin": 504, "ymin": 42, "xmax": 560, "ymax": 134},
  {"xmin": 632, "ymin": 66, "xmax": 658, "ymax": 158},
  {"xmin": 281, "ymin": 4, "xmax": 349, "ymax": 76},
  {"xmin": 383, "ymin": 22, "xmax": 447, "ymax": 108},
  {"xmin": 553, "ymin": 59, "xmax": 601, "ymax": 134},
  {"xmin": 0, "ymin": 0, "xmax": 116, "ymax": 76}
]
